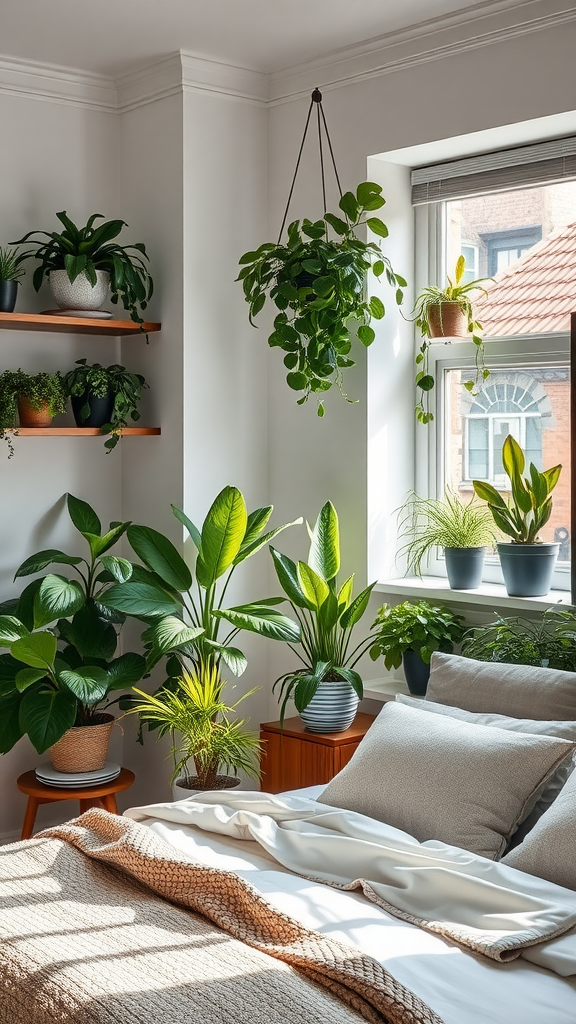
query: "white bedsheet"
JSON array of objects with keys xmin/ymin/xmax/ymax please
[{"xmin": 128, "ymin": 786, "xmax": 576, "ymax": 1024}]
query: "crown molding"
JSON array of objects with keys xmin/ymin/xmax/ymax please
[
  {"xmin": 180, "ymin": 53, "xmax": 268, "ymax": 105},
  {"xmin": 0, "ymin": 54, "xmax": 117, "ymax": 111},
  {"xmin": 269, "ymin": 0, "xmax": 576, "ymax": 103}
]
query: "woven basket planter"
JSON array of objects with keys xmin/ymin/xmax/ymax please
[
  {"xmin": 427, "ymin": 301, "xmax": 467, "ymax": 338},
  {"xmin": 49, "ymin": 714, "xmax": 115, "ymax": 773}
]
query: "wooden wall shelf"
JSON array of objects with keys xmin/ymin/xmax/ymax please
[
  {"xmin": 8, "ymin": 427, "xmax": 161, "ymax": 436},
  {"xmin": 0, "ymin": 312, "xmax": 161, "ymax": 336}
]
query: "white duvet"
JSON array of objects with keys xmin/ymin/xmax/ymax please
[{"xmin": 125, "ymin": 787, "xmax": 576, "ymax": 1024}]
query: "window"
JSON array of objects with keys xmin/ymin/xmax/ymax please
[
  {"xmin": 482, "ymin": 226, "xmax": 542, "ymax": 276},
  {"xmin": 460, "ymin": 243, "xmax": 479, "ymax": 283}
]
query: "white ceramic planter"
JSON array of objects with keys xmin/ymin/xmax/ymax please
[
  {"xmin": 299, "ymin": 680, "xmax": 360, "ymax": 733},
  {"xmin": 49, "ymin": 269, "xmax": 110, "ymax": 311}
]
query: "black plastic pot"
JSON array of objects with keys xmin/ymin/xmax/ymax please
[
  {"xmin": 0, "ymin": 280, "xmax": 18, "ymax": 313},
  {"xmin": 71, "ymin": 391, "xmax": 115, "ymax": 428},
  {"xmin": 497, "ymin": 542, "xmax": 560, "ymax": 597},
  {"xmin": 444, "ymin": 546, "xmax": 486, "ymax": 590},
  {"xmin": 402, "ymin": 649, "xmax": 431, "ymax": 696}
]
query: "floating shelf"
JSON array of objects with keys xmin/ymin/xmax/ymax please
[
  {"xmin": 0, "ymin": 312, "xmax": 161, "ymax": 336},
  {"xmin": 7, "ymin": 427, "xmax": 161, "ymax": 436}
]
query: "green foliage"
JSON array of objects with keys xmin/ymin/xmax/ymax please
[
  {"xmin": 398, "ymin": 490, "xmax": 497, "ymax": 576},
  {"xmin": 370, "ymin": 600, "xmax": 465, "ymax": 670},
  {"xmin": 12, "ymin": 211, "xmax": 153, "ymax": 328},
  {"xmin": 473, "ymin": 434, "xmax": 562, "ymax": 544},
  {"xmin": 270, "ymin": 501, "xmax": 377, "ymax": 724},
  {"xmin": 461, "ymin": 607, "xmax": 576, "ymax": 671},
  {"xmin": 412, "ymin": 256, "xmax": 492, "ymax": 424},
  {"xmin": 0, "ymin": 493, "xmax": 145, "ymax": 754},
  {"xmin": 0, "ymin": 245, "xmax": 28, "ymax": 282},
  {"xmin": 130, "ymin": 663, "xmax": 262, "ymax": 789},
  {"xmin": 0, "ymin": 369, "xmax": 67, "ymax": 458},
  {"xmin": 238, "ymin": 182, "xmax": 406, "ymax": 415},
  {"xmin": 64, "ymin": 359, "xmax": 149, "ymax": 452}
]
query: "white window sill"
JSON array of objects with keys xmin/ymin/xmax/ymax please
[
  {"xmin": 363, "ymin": 675, "xmax": 411, "ymax": 702},
  {"xmin": 375, "ymin": 576, "xmax": 572, "ymax": 614}
]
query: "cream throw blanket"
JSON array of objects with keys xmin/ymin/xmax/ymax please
[
  {"xmin": 0, "ymin": 808, "xmax": 441, "ymax": 1024},
  {"xmin": 125, "ymin": 790, "xmax": 576, "ymax": 976}
]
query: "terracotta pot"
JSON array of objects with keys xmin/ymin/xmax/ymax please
[
  {"xmin": 427, "ymin": 301, "xmax": 467, "ymax": 338},
  {"xmin": 17, "ymin": 396, "xmax": 53, "ymax": 427},
  {"xmin": 49, "ymin": 715, "xmax": 115, "ymax": 773}
]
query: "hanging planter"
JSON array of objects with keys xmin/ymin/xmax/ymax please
[{"xmin": 238, "ymin": 89, "xmax": 406, "ymax": 416}]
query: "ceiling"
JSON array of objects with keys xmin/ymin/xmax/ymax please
[{"xmin": 0, "ymin": 0, "xmax": 512, "ymax": 78}]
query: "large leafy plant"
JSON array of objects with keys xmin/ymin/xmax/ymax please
[
  {"xmin": 13, "ymin": 212, "xmax": 153, "ymax": 327},
  {"xmin": 270, "ymin": 501, "xmax": 377, "ymax": 723},
  {"xmin": 473, "ymin": 433, "xmax": 562, "ymax": 544},
  {"xmin": 370, "ymin": 600, "xmax": 465, "ymax": 670},
  {"xmin": 461, "ymin": 607, "xmax": 576, "ymax": 671},
  {"xmin": 238, "ymin": 182, "xmax": 406, "ymax": 415},
  {"xmin": 99, "ymin": 486, "xmax": 301, "ymax": 690},
  {"xmin": 64, "ymin": 359, "xmax": 149, "ymax": 451},
  {"xmin": 0, "ymin": 494, "xmax": 146, "ymax": 755}
]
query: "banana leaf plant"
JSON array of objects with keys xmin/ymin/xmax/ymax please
[
  {"xmin": 98, "ymin": 486, "xmax": 301, "ymax": 694},
  {"xmin": 270, "ymin": 500, "xmax": 378, "ymax": 724},
  {"xmin": 0, "ymin": 493, "xmax": 146, "ymax": 755}
]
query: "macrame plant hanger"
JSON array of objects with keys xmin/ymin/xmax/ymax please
[{"xmin": 277, "ymin": 88, "xmax": 343, "ymax": 244}]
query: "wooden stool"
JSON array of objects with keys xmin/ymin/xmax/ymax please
[{"xmin": 17, "ymin": 768, "xmax": 135, "ymax": 840}]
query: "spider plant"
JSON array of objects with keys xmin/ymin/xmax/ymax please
[{"xmin": 398, "ymin": 490, "xmax": 497, "ymax": 576}]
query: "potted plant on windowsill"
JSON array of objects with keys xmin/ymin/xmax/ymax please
[
  {"xmin": 12, "ymin": 211, "xmax": 153, "ymax": 329},
  {"xmin": 270, "ymin": 500, "xmax": 377, "ymax": 732},
  {"xmin": 0, "ymin": 369, "xmax": 67, "ymax": 456},
  {"xmin": 63, "ymin": 358, "xmax": 149, "ymax": 451},
  {"xmin": 412, "ymin": 255, "xmax": 492, "ymax": 424},
  {"xmin": 473, "ymin": 433, "xmax": 562, "ymax": 597},
  {"xmin": 130, "ymin": 663, "xmax": 262, "ymax": 797},
  {"xmin": 398, "ymin": 490, "xmax": 497, "ymax": 590},
  {"xmin": 461, "ymin": 607, "xmax": 576, "ymax": 671},
  {"xmin": 0, "ymin": 245, "xmax": 28, "ymax": 313},
  {"xmin": 370, "ymin": 600, "xmax": 465, "ymax": 695},
  {"xmin": 0, "ymin": 494, "xmax": 146, "ymax": 769},
  {"xmin": 238, "ymin": 181, "xmax": 406, "ymax": 416}
]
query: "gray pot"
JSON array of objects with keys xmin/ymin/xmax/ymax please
[
  {"xmin": 49, "ymin": 269, "xmax": 110, "ymax": 311},
  {"xmin": 497, "ymin": 542, "xmax": 560, "ymax": 597},
  {"xmin": 402, "ymin": 649, "xmax": 430, "ymax": 696},
  {"xmin": 299, "ymin": 680, "xmax": 360, "ymax": 733},
  {"xmin": 444, "ymin": 546, "xmax": 486, "ymax": 590}
]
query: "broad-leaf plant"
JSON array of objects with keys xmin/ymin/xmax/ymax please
[
  {"xmin": 238, "ymin": 182, "xmax": 406, "ymax": 416},
  {"xmin": 0, "ymin": 494, "xmax": 145, "ymax": 756}
]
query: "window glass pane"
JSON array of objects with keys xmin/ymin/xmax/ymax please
[{"xmin": 445, "ymin": 367, "xmax": 570, "ymax": 564}]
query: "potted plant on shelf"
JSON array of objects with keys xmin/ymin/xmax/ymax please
[
  {"xmin": 12, "ymin": 211, "xmax": 153, "ymax": 328},
  {"xmin": 269, "ymin": 500, "xmax": 377, "ymax": 732},
  {"xmin": 130, "ymin": 663, "xmax": 262, "ymax": 797},
  {"xmin": 64, "ymin": 358, "xmax": 149, "ymax": 451},
  {"xmin": 238, "ymin": 181, "xmax": 406, "ymax": 416},
  {"xmin": 0, "ymin": 369, "xmax": 67, "ymax": 456},
  {"xmin": 412, "ymin": 255, "xmax": 492, "ymax": 424},
  {"xmin": 461, "ymin": 607, "xmax": 576, "ymax": 671},
  {"xmin": 0, "ymin": 494, "xmax": 146, "ymax": 769},
  {"xmin": 473, "ymin": 433, "xmax": 562, "ymax": 597},
  {"xmin": 398, "ymin": 490, "xmax": 497, "ymax": 590},
  {"xmin": 0, "ymin": 245, "xmax": 28, "ymax": 313},
  {"xmin": 370, "ymin": 600, "xmax": 465, "ymax": 695}
]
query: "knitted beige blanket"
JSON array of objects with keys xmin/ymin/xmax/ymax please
[{"xmin": 0, "ymin": 809, "xmax": 442, "ymax": 1024}]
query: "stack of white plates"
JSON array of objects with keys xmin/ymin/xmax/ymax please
[{"xmin": 35, "ymin": 761, "xmax": 121, "ymax": 788}]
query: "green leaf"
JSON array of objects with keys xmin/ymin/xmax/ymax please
[
  {"xmin": 0, "ymin": 615, "xmax": 30, "ymax": 645},
  {"xmin": 542, "ymin": 464, "xmax": 562, "ymax": 494},
  {"xmin": 19, "ymin": 683, "xmax": 77, "ymax": 753},
  {"xmin": 67, "ymin": 493, "xmax": 101, "ymax": 537},
  {"xmin": 501, "ymin": 434, "xmax": 525, "ymax": 481},
  {"xmin": 372, "ymin": 260, "xmax": 384, "ymax": 277},
  {"xmin": 308, "ymin": 501, "xmax": 340, "ymax": 583},
  {"xmin": 240, "ymin": 506, "xmax": 273, "ymax": 548},
  {"xmin": 368, "ymin": 295, "xmax": 385, "ymax": 319},
  {"xmin": 357, "ymin": 325, "xmax": 375, "ymax": 346},
  {"xmin": 366, "ymin": 217, "xmax": 389, "ymax": 238},
  {"xmin": 127, "ymin": 525, "xmax": 192, "ymax": 592},
  {"xmin": 141, "ymin": 616, "xmax": 203, "ymax": 654},
  {"xmin": 59, "ymin": 666, "xmax": 109, "ymax": 704},
  {"xmin": 323, "ymin": 213, "xmax": 348, "ymax": 236},
  {"xmin": 234, "ymin": 518, "xmax": 302, "ymax": 566},
  {"xmin": 196, "ymin": 486, "xmax": 247, "ymax": 587},
  {"xmin": 337, "ymin": 575, "xmax": 355, "ymax": 612},
  {"xmin": 472, "ymin": 480, "xmax": 507, "ymax": 508},
  {"xmin": 204, "ymin": 641, "xmax": 248, "ymax": 677},
  {"xmin": 171, "ymin": 505, "xmax": 202, "ymax": 548},
  {"xmin": 0, "ymin": 691, "xmax": 24, "ymax": 753},
  {"xmin": 89, "ymin": 523, "xmax": 130, "ymax": 558},
  {"xmin": 15, "ymin": 668, "xmax": 46, "ymax": 692},
  {"xmin": 270, "ymin": 547, "xmax": 309, "ymax": 608},
  {"xmin": 339, "ymin": 191, "xmax": 359, "ymax": 221},
  {"xmin": 99, "ymin": 582, "xmax": 182, "ymax": 618},
  {"xmin": 15, "ymin": 549, "xmax": 84, "ymax": 579},
  {"xmin": 214, "ymin": 605, "xmax": 300, "ymax": 643},
  {"xmin": 60, "ymin": 602, "xmax": 117, "ymax": 660},
  {"xmin": 356, "ymin": 181, "xmax": 383, "ymax": 207},
  {"xmin": 297, "ymin": 562, "xmax": 330, "ymax": 609},
  {"xmin": 286, "ymin": 371, "xmax": 308, "ymax": 392},
  {"xmin": 336, "ymin": 667, "xmax": 364, "ymax": 699},
  {"xmin": 340, "ymin": 583, "xmax": 375, "ymax": 628},
  {"xmin": 0, "ymin": 653, "xmax": 21, "ymax": 696},
  {"xmin": 34, "ymin": 575, "xmax": 85, "ymax": 628},
  {"xmin": 318, "ymin": 589, "xmax": 339, "ymax": 632},
  {"xmin": 11, "ymin": 631, "xmax": 57, "ymax": 670},
  {"xmin": 105, "ymin": 652, "xmax": 147, "ymax": 691},
  {"xmin": 100, "ymin": 555, "xmax": 133, "ymax": 584}
]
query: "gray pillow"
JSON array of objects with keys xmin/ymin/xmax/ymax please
[
  {"xmin": 396, "ymin": 693, "xmax": 576, "ymax": 839},
  {"xmin": 319, "ymin": 702, "xmax": 575, "ymax": 860},
  {"xmin": 426, "ymin": 652, "xmax": 576, "ymax": 721},
  {"xmin": 503, "ymin": 768, "xmax": 576, "ymax": 891}
]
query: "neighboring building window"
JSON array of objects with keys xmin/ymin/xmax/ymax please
[
  {"xmin": 481, "ymin": 226, "xmax": 542, "ymax": 276},
  {"xmin": 460, "ymin": 243, "xmax": 479, "ymax": 284}
]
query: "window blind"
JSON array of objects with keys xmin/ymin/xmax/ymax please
[{"xmin": 411, "ymin": 136, "xmax": 576, "ymax": 205}]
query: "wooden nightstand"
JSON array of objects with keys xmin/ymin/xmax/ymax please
[{"xmin": 259, "ymin": 713, "xmax": 375, "ymax": 793}]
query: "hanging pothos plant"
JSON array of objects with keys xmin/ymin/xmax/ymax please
[{"xmin": 238, "ymin": 181, "xmax": 406, "ymax": 416}]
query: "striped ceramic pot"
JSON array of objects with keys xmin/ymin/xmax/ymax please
[{"xmin": 299, "ymin": 680, "xmax": 360, "ymax": 734}]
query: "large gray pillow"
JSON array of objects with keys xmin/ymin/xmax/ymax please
[
  {"xmin": 396, "ymin": 693, "xmax": 576, "ymax": 841},
  {"xmin": 503, "ymin": 768, "xmax": 576, "ymax": 891},
  {"xmin": 319, "ymin": 702, "xmax": 574, "ymax": 860},
  {"xmin": 426, "ymin": 652, "xmax": 576, "ymax": 721}
]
